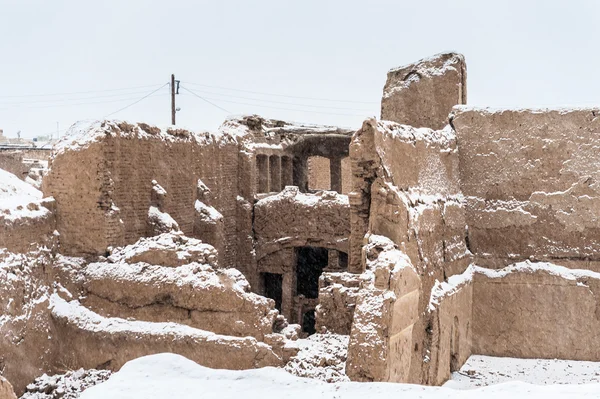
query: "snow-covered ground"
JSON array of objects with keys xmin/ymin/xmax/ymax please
[
  {"xmin": 80, "ymin": 353, "xmax": 600, "ymax": 399},
  {"xmin": 445, "ymin": 355, "xmax": 600, "ymax": 389},
  {"xmin": 284, "ymin": 333, "xmax": 349, "ymax": 382}
]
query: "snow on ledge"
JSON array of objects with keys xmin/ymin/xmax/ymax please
[
  {"xmin": 53, "ymin": 120, "xmax": 236, "ymax": 157},
  {"xmin": 474, "ymin": 260, "xmax": 600, "ymax": 281},
  {"xmin": 49, "ymin": 294, "xmax": 250, "ymax": 342},
  {"xmin": 428, "ymin": 261, "xmax": 600, "ymax": 312}
]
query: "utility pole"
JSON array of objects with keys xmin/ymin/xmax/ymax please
[{"xmin": 171, "ymin": 74, "xmax": 176, "ymax": 125}]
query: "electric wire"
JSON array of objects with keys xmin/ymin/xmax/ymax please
[
  {"xmin": 182, "ymin": 81, "xmax": 378, "ymax": 105},
  {"xmin": 180, "ymin": 86, "xmax": 232, "ymax": 114},
  {"xmin": 177, "ymin": 88, "xmax": 373, "ymax": 111},
  {"xmin": 104, "ymin": 83, "xmax": 169, "ymax": 117},
  {"xmin": 179, "ymin": 91, "xmax": 369, "ymax": 117},
  {"xmin": 0, "ymin": 84, "xmax": 166, "ymax": 99},
  {"xmin": 0, "ymin": 87, "xmax": 169, "ymax": 105}
]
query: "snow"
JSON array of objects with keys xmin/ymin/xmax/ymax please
[
  {"xmin": 452, "ymin": 105, "xmax": 600, "ymax": 115},
  {"xmin": 445, "ymin": 355, "xmax": 600, "ymax": 388},
  {"xmin": 429, "ymin": 265, "xmax": 476, "ymax": 312},
  {"xmin": 428, "ymin": 261, "xmax": 600, "ymax": 312},
  {"xmin": 284, "ymin": 334, "xmax": 349, "ymax": 383},
  {"xmin": 377, "ymin": 120, "xmax": 456, "ymax": 148},
  {"xmin": 0, "ymin": 167, "xmax": 41, "ymax": 204},
  {"xmin": 53, "ymin": 120, "xmax": 235, "ymax": 156},
  {"xmin": 106, "ymin": 232, "xmax": 217, "ymax": 266},
  {"xmin": 22, "ymin": 368, "xmax": 111, "ymax": 399},
  {"xmin": 195, "ymin": 200, "xmax": 223, "ymax": 222},
  {"xmin": 81, "ymin": 353, "xmax": 600, "ymax": 399},
  {"xmin": 147, "ymin": 206, "xmax": 180, "ymax": 231},
  {"xmin": 49, "ymin": 294, "xmax": 255, "ymax": 341},
  {"xmin": 474, "ymin": 260, "xmax": 600, "ymax": 282},
  {"xmin": 258, "ymin": 185, "xmax": 349, "ymax": 207}
]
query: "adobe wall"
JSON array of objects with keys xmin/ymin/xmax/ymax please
[
  {"xmin": 254, "ymin": 187, "xmax": 350, "ymax": 258},
  {"xmin": 381, "ymin": 52, "xmax": 466, "ymax": 130},
  {"xmin": 0, "ymin": 251, "xmax": 59, "ymax": 395},
  {"xmin": 0, "ymin": 151, "xmax": 28, "ymax": 179},
  {"xmin": 0, "ymin": 199, "xmax": 56, "ymax": 254},
  {"xmin": 427, "ymin": 267, "xmax": 473, "ymax": 385},
  {"xmin": 472, "ymin": 262, "xmax": 600, "ymax": 360},
  {"xmin": 346, "ymin": 236, "xmax": 421, "ymax": 383},
  {"xmin": 348, "ymin": 117, "xmax": 471, "ymax": 384},
  {"xmin": 43, "ymin": 122, "xmax": 240, "ymax": 268},
  {"xmin": 452, "ymin": 107, "xmax": 600, "ymax": 269}
]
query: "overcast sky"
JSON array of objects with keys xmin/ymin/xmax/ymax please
[{"xmin": 1, "ymin": 0, "xmax": 599, "ymax": 138}]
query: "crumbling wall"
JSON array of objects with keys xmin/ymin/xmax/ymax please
[
  {"xmin": 0, "ymin": 169, "xmax": 56, "ymax": 253},
  {"xmin": 0, "ymin": 198, "xmax": 56, "ymax": 254},
  {"xmin": 472, "ymin": 262, "xmax": 600, "ymax": 360},
  {"xmin": 427, "ymin": 266, "xmax": 473, "ymax": 385},
  {"xmin": 254, "ymin": 186, "xmax": 350, "ymax": 259},
  {"xmin": 345, "ymin": 236, "xmax": 421, "ymax": 383},
  {"xmin": 452, "ymin": 107, "xmax": 600, "ymax": 269},
  {"xmin": 43, "ymin": 122, "xmax": 240, "ymax": 268},
  {"xmin": 0, "ymin": 151, "xmax": 28, "ymax": 179},
  {"xmin": 381, "ymin": 53, "xmax": 466, "ymax": 130},
  {"xmin": 348, "ymin": 118, "xmax": 471, "ymax": 384},
  {"xmin": 315, "ymin": 272, "xmax": 361, "ymax": 334},
  {"xmin": 0, "ymin": 250, "xmax": 59, "ymax": 395},
  {"xmin": 50, "ymin": 294, "xmax": 283, "ymax": 372}
]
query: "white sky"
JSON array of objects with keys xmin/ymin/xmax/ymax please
[{"xmin": 1, "ymin": 0, "xmax": 599, "ymax": 138}]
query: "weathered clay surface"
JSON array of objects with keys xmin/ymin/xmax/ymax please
[
  {"xmin": 50, "ymin": 295, "xmax": 283, "ymax": 371},
  {"xmin": 0, "ymin": 377, "xmax": 16, "ymax": 399},
  {"xmin": 315, "ymin": 272, "xmax": 361, "ymax": 335},
  {"xmin": 452, "ymin": 107, "xmax": 600, "ymax": 265},
  {"xmin": 346, "ymin": 235, "xmax": 421, "ymax": 383},
  {"xmin": 254, "ymin": 186, "xmax": 350, "ymax": 258},
  {"xmin": 106, "ymin": 232, "xmax": 218, "ymax": 267},
  {"xmin": 347, "ymin": 117, "xmax": 471, "ymax": 385},
  {"xmin": 472, "ymin": 262, "xmax": 600, "ymax": 360},
  {"xmin": 0, "ymin": 250, "xmax": 58, "ymax": 396},
  {"xmin": 381, "ymin": 53, "xmax": 466, "ymax": 130}
]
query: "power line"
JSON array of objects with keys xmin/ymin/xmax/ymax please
[
  {"xmin": 0, "ymin": 93, "xmax": 168, "ymax": 111},
  {"xmin": 105, "ymin": 83, "xmax": 169, "ymax": 118},
  {"xmin": 0, "ymin": 84, "xmax": 166, "ymax": 99},
  {"xmin": 177, "ymin": 88, "xmax": 373, "ymax": 112},
  {"xmin": 182, "ymin": 81, "xmax": 378, "ymax": 105},
  {"xmin": 179, "ymin": 92, "xmax": 368, "ymax": 117},
  {"xmin": 180, "ymin": 86, "xmax": 231, "ymax": 114},
  {"xmin": 0, "ymin": 87, "xmax": 168, "ymax": 105}
]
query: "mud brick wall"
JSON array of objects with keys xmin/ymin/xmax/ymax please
[
  {"xmin": 253, "ymin": 187, "xmax": 350, "ymax": 260},
  {"xmin": 381, "ymin": 53, "xmax": 466, "ymax": 131},
  {"xmin": 43, "ymin": 142, "xmax": 115, "ymax": 255},
  {"xmin": 0, "ymin": 151, "xmax": 28, "ymax": 179},
  {"xmin": 102, "ymin": 136, "xmax": 240, "ymax": 267},
  {"xmin": 472, "ymin": 265, "xmax": 600, "ymax": 360},
  {"xmin": 307, "ymin": 156, "xmax": 331, "ymax": 191},
  {"xmin": 44, "ymin": 130, "xmax": 240, "ymax": 268},
  {"xmin": 0, "ymin": 208, "xmax": 56, "ymax": 253},
  {"xmin": 452, "ymin": 107, "xmax": 600, "ymax": 268}
]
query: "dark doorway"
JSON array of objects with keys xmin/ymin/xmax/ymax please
[
  {"xmin": 338, "ymin": 251, "xmax": 348, "ymax": 269},
  {"xmin": 296, "ymin": 246, "xmax": 329, "ymax": 298},
  {"xmin": 262, "ymin": 273, "xmax": 283, "ymax": 312},
  {"xmin": 302, "ymin": 310, "xmax": 316, "ymax": 335}
]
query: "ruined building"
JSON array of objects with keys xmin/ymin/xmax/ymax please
[{"xmin": 2, "ymin": 51, "xmax": 600, "ymax": 396}]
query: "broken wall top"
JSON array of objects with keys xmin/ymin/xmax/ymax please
[
  {"xmin": 220, "ymin": 115, "xmax": 354, "ymax": 156},
  {"xmin": 381, "ymin": 52, "xmax": 466, "ymax": 130},
  {"xmin": 52, "ymin": 120, "xmax": 238, "ymax": 158}
]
